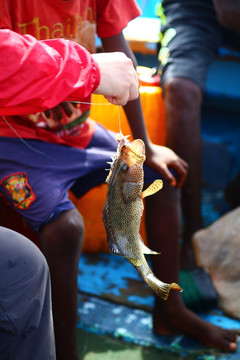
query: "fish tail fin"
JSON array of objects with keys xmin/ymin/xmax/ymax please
[
  {"xmin": 128, "ymin": 256, "xmax": 182, "ymax": 300},
  {"xmin": 144, "ymin": 273, "xmax": 182, "ymax": 300}
]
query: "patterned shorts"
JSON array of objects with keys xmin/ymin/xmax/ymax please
[{"xmin": 0, "ymin": 124, "xmax": 160, "ymax": 231}]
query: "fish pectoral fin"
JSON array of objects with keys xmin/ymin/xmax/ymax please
[
  {"xmin": 141, "ymin": 180, "xmax": 163, "ymax": 199},
  {"xmin": 107, "ymin": 240, "xmax": 123, "ymax": 256},
  {"xmin": 126, "ymin": 257, "xmax": 143, "ymax": 267},
  {"xmin": 140, "ymin": 239, "xmax": 160, "ymax": 255}
]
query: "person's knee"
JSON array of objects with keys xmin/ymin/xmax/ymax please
[
  {"xmin": 164, "ymin": 77, "xmax": 202, "ymax": 109},
  {"xmin": 57, "ymin": 209, "xmax": 84, "ymax": 243},
  {"xmin": 40, "ymin": 208, "xmax": 84, "ymax": 260},
  {"xmin": 163, "ymin": 77, "xmax": 202, "ymax": 151}
]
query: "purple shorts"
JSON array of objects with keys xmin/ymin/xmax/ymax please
[{"xmin": 0, "ymin": 124, "xmax": 160, "ymax": 231}]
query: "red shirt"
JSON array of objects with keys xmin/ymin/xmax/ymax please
[{"xmin": 0, "ymin": 0, "xmax": 141, "ymax": 148}]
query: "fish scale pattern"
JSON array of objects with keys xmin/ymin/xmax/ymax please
[{"xmin": 102, "ymin": 135, "xmax": 181, "ymax": 300}]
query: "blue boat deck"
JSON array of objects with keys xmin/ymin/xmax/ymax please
[
  {"xmin": 76, "ymin": 185, "xmax": 240, "ymax": 360},
  {"xmin": 77, "ymin": 251, "xmax": 240, "ymax": 359},
  {"xmin": 76, "ymin": 187, "xmax": 240, "ymax": 359}
]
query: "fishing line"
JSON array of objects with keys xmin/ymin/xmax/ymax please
[
  {"xmin": 2, "ymin": 102, "xmax": 123, "ymax": 354},
  {"xmin": 1, "ymin": 99, "xmax": 123, "ymax": 161},
  {"xmin": 72, "ymin": 100, "xmax": 123, "ymax": 133},
  {"xmin": 71, "ymin": 100, "xmax": 112, "ymax": 106},
  {"xmin": 73, "ymin": 100, "xmax": 123, "ymax": 134},
  {"xmin": 1, "ymin": 115, "xmax": 56, "ymax": 161},
  {"xmin": 117, "ymin": 105, "xmax": 122, "ymax": 135},
  {"xmin": 1, "ymin": 103, "xmax": 123, "ymax": 351}
]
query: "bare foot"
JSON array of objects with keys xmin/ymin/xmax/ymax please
[{"xmin": 153, "ymin": 297, "xmax": 238, "ymax": 352}]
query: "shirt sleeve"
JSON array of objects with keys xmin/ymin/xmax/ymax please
[
  {"xmin": 96, "ymin": 0, "xmax": 142, "ymax": 38},
  {"xmin": 0, "ymin": 29, "xmax": 100, "ymax": 115}
]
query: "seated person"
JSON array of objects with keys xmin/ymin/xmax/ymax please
[
  {"xmin": 0, "ymin": 29, "xmax": 139, "ymax": 360},
  {"xmin": 157, "ymin": 0, "xmax": 240, "ymax": 269}
]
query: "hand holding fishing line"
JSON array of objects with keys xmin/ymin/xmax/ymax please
[
  {"xmin": 34, "ymin": 52, "xmax": 139, "ymax": 129},
  {"xmin": 92, "ymin": 52, "xmax": 139, "ymax": 106}
]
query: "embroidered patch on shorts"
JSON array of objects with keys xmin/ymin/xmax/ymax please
[{"xmin": 1, "ymin": 172, "xmax": 36, "ymax": 210}]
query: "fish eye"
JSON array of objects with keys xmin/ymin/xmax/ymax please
[{"xmin": 121, "ymin": 163, "xmax": 129, "ymax": 172}]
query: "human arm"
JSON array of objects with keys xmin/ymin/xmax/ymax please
[
  {"xmin": 212, "ymin": 0, "xmax": 240, "ymax": 31},
  {"xmin": 0, "ymin": 30, "xmax": 139, "ymax": 116},
  {"xmin": 101, "ymin": 32, "xmax": 188, "ymax": 187}
]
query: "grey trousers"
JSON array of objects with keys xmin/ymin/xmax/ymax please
[{"xmin": 0, "ymin": 226, "xmax": 56, "ymax": 360}]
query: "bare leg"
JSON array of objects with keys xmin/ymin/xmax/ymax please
[
  {"xmin": 145, "ymin": 184, "xmax": 238, "ymax": 351},
  {"xmin": 224, "ymin": 171, "xmax": 240, "ymax": 208},
  {"xmin": 164, "ymin": 77, "xmax": 203, "ymax": 269},
  {"xmin": 39, "ymin": 208, "xmax": 84, "ymax": 360}
]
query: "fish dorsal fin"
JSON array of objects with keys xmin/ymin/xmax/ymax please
[{"xmin": 141, "ymin": 180, "xmax": 163, "ymax": 199}]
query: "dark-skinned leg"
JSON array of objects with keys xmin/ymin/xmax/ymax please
[
  {"xmin": 145, "ymin": 183, "xmax": 238, "ymax": 351},
  {"xmin": 39, "ymin": 208, "xmax": 84, "ymax": 360},
  {"xmin": 163, "ymin": 77, "xmax": 203, "ymax": 269}
]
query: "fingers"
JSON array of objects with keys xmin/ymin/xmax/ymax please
[
  {"xmin": 113, "ymin": 59, "xmax": 139, "ymax": 105},
  {"xmin": 105, "ymin": 91, "xmax": 139, "ymax": 106},
  {"xmin": 92, "ymin": 52, "xmax": 139, "ymax": 106},
  {"xmin": 42, "ymin": 102, "xmax": 81, "ymax": 129},
  {"xmin": 146, "ymin": 145, "xmax": 188, "ymax": 189},
  {"xmin": 43, "ymin": 104, "xmax": 63, "ymax": 129},
  {"xmin": 43, "ymin": 102, "xmax": 73, "ymax": 122},
  {"xmin": 128, "ymin": 66, "xmax": 139, "ymax": 102},
  {"xmin": 158, "ymin": 164, "xmax": 177, "ymax": 187},
  {"xmin": 61, "ymin": 102, "xmax": 74, "ymax": 117},
  {"xmin": 43, "ymin": 108, "xmax": 51, "ymax": 119},
  {"xmin": 172, "ymin": 159, "xmax": 188, "ymax": 188},
  {"xmin": 49, "ymin": 104, "xmax": 63, "ymax": 120},
  {"xmin": 106, "ymin": 71, "xmax": 139, "ymax": 106},
  {"xmin": 156, "ymin": 158, "xmax": 188, "ymax": 188},
  {"xmin": 42, "ymin": 106, "xmax": 61, "ymax": 129}
]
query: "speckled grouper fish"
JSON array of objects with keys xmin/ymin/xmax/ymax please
[{"xmin": 102, "ymin": 134, "xmax": 182, "ymax": 300}]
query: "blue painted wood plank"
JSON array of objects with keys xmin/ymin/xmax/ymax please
[
  {"xmin": 77, "ymin": 294, "xmax": 240, "ymax": 359},
  {"xmin": 78, "ymin": 252, "xmax": 154, "ymax": 311},
  {"xmin": 77, "ymin": 187, "xmax": 240, "ymax": 357}
]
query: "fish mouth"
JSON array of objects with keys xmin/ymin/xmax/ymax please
[
  {"xmin": 122, "ymin": 139, "xmax": 146, "ymax": 161},
  {"xmin": 106, "ymin": 138, "xmax": 145, "ymax": 187}
]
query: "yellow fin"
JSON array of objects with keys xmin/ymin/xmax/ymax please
[{"xmin": 141, "ymin": 180, "xmax": 163, "ymax": 199}]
